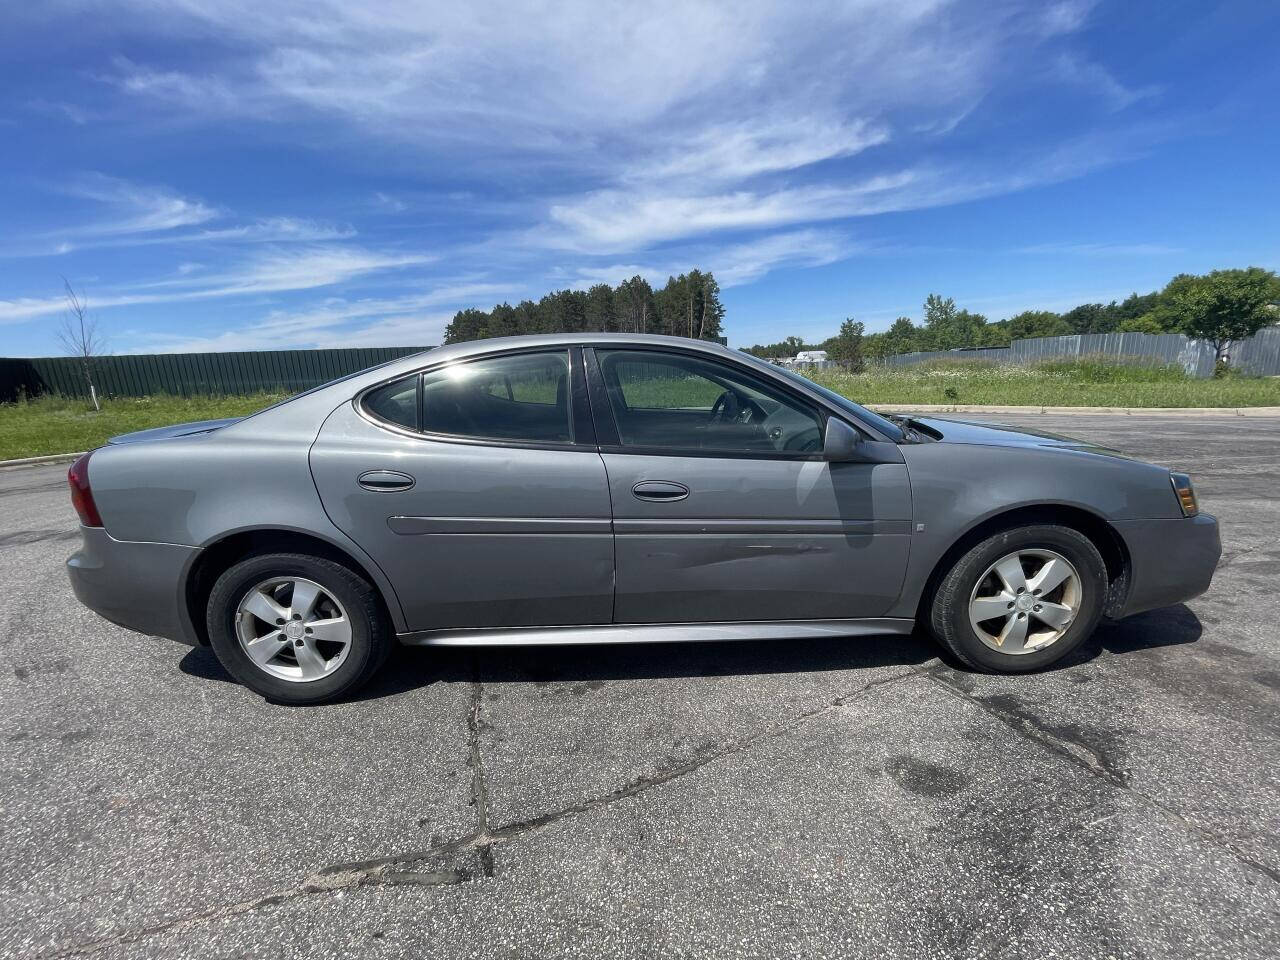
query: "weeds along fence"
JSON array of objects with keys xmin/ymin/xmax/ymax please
[
  {"xmin": 883, "ymin": 327, "xmax": 1280, "ymax": 378},
  {"xmin": 0, "ymin": 346, "xmax": 433, "ymax": 402}
]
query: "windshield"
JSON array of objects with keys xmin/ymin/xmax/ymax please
[{"xmin": 765, "ymin": 364, "xmax": 905, "ymax": 442}]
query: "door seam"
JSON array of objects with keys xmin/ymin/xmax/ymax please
[{"xmin": 595, "ymin": 449, "xmax": 619, "ymax": 623}]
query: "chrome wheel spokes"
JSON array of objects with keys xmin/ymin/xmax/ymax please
[
  {"xmin": 235, "ymin": 577, "xmax": 352, "ymax": 683},
  {"xmin": 968, "ymin": 549, "xmax": 1082, "ymax": 655}
]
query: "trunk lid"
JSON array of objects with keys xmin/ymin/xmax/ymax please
[{"xmin": 107, "ymin": 418, "xmax": 242, "ymax": 445}]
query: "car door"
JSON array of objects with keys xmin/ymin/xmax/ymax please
[
  {"xmin": 586, "ymin": 346, "xmax": 912, "ymax": 624},
  {"xmin": 309, "ymin": 346, "xmax": 614, "ymax": 632}
]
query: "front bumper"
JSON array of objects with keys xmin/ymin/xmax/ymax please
[
  {"xmin": 1112, "ymin": 513, "xmax": 1221, "ymax": 618},
  {"xmin": 67, "ymin": 526, "xmax": 202, "ymax": 645}
]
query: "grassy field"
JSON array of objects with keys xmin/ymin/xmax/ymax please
[
  {"xmin": 0, "ymin": 392, "xmax": 286, "ymax": 461},
  {"xmin": 812, "ymin": 357, "xmax": 1280, "ymax": 409},
  {"xmin": 2, "ymin": 357, "xmax": 1278, "ymax": 460}
]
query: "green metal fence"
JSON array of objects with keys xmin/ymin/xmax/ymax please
[{"xmin": 0, "ymin": 347, "xmax": 434, "ymax": 402}]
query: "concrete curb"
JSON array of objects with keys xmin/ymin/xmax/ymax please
[
  {"xmin": 866, "ymin": 404, "xmax": 1280, "ymax": 417},
  {"xmin": 0, "ymin": 451, "xmax": 85, "ymax": 470}
]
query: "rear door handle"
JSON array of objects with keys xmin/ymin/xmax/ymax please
[
  {"xmin": 632, "ymin": 480, "xmax": 689, "ymax": 502},
  {"xmin": 358, "ymin": 470, "xmax": 416, "ymax": 492}
]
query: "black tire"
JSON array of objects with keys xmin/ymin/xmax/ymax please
[
  {"xmin": 929, "ymin": 524, "xmax": 1107, "ymax": 673},
  {"xmin": 207, "ymin": 552, "xmax": 392, "ymax": 705}
]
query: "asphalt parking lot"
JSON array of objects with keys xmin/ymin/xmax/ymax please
[{"xmin": 2, "ymin": 412, "xmax": 1278, "ymax": 959}]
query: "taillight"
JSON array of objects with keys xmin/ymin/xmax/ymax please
[
  {"xmin": 1170, "ymin": 472, "xmax": 1199, "ymax": 518},
  {"xmin": 68, "ymin": 452, "xmax": 103, "ymax": 527}
]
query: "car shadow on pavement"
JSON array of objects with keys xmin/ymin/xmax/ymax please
[
  {"xmin": 1064, "ymin": 602, "xmax": 1204, "ymax": 666},
  {"xmin": 177, "ymin": 629, "xmax": 940, "ymax": 703},
  {"xmin": 177, "ymin": 603, "xmax": 1203, "ymax": 703}
]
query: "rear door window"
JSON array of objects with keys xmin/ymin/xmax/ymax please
[{"xmin": 420, "ymin": 350, "xmax": 573, "ymax": 443}]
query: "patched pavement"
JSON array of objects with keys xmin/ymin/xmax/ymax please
[{"xmin": 1, "ymin": 413, "xmax": 1277, "ymax": 959}]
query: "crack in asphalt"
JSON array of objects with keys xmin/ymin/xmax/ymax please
[
  {"xmin": 316, "ymin": 667, "xmax": 919, "ymax": 877},
  {"xmin": 36, "ymin": 667, "xmax": 920, "ymax": 958},
  {"xmin": 466, "ymin": 667, "xmax": 496, "ymax": 879},
  {"xmin": 924, "ymin": 665, "xmax": 1280, "ymax": 887}
]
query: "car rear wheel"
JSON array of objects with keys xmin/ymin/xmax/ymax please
[
  {"xmin": 929, "ymin": 524, "xmax": 1107, "ymax": 672},
  {"xmin": 207, "ymin": 552, "xmax": 392, "ymax": 704}
]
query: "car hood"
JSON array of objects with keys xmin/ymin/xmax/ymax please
[
  {"xmin": 107, "ymin": 418, "xmax": 242, "ymax": 445},
  {"xmin": 907, "ymin": 416, "xmax": 1132, "ymax": 459}
]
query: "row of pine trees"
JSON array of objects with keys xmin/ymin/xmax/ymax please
[{"xmin": 444, "ymin": 270, "xmax": 725, "ymax": 344}]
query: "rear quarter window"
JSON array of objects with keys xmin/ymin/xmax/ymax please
[{"xmin": 362, "ymin": 376, "xmax": 420, "ymax": 430}]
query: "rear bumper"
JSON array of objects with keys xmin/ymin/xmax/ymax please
[
  {"xmin": 1112, "ymin": 513, "xmax": 1221, "ymax": 618},
  {"xmin": 67, "ymin": 526, "xmax": 201, "ymax": 646}
]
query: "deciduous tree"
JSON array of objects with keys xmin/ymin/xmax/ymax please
[
  {"xmin": 826, "ymin": 318, "xmax": 865, "ymax": 372},
  {"xmin": 1007, "ymin": 310, "xmax": 1071, "ymax": 341},
  {"xmin": 1158, "ymin": 267, "xmax": 1280, "ymax": 362},
  {"xmin": 57, "ymin": 279, "xmax": 105, "ymax": 410}
]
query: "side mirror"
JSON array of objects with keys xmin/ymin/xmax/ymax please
[{"xmin": 822, "ymin": 417, "xmax": 861, "ymax": 461}]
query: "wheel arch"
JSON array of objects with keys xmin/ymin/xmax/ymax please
[
  {"xmin": 182, "ymin": 528, "xmax": 403, "ymax": 646},
  {"xmin": 915, "ymin": 503, "xmax": 1132, "ymax": 623}
]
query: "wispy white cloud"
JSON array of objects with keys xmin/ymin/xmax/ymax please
[
  {"xmin": 626, "ymin": 117, "xmax": 890, "ymax": 185},
  {"xmin": 97, "ymin": 1, "xmax": 1089, "ymax": 171},
  {"xmin": 1036, "ymin": 0, "xmax": 1099, "ymax": 36},
  {"xmin": 0, "ymin": 245, "xmax": 433, "ymax": 323},
  {"xmin": 128, "ymin": 282, "xmax": 511, "ymax": 352},
  {"xmin": 103, "ymin": 56, "xmax": 247, "ymax": 114},
  {"xmin": 540, "ymin": 132, "xmax": 1134, "ymax": 254},
  {"xmin": 129, "ymin": 246, "xmax": 433, "ymax": 295},
  {"xmin": 541, "ymin": 173, "xmax": 918, "ymax": 253},
  {"xmin": 571, "ymin": 264, "xmax": 670, "ymax": 289},
  {"xmin": 56, "ymin": 173, "xmax": 218, "ymax": 238},
  {"xmin": 45, "ymin": 215, "xmax": 356, "ymax": 255},
  {"xmin": 566, "ymin": 229, "xmax": 857, "ymax": 291},
  {"xmin": 1014, "ymin": 241, "xmax": 1181, "ymax": 256},
  {"xmin": 1053, "ymin": 54, "xmax": 1160, "ymax": 111},
  {"xmin": 26, "ymin": 98, "xmax": 91, "ymax": 125},
  {"xmin": 711, "ymin": 230, "xmax": 858, "ymax": 287},
  {"xmin": 372, "ymin": 192, "xmax": 408, "ymax": 213}
]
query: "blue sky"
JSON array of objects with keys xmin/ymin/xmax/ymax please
[{"xmin": 2, "ymin": 1, "xmax": 1278, "ymax": 355}]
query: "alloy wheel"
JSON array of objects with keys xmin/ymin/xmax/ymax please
[
  {"xmin": 234, "ymin": 577, "xmax": 352, "ymax": 682},
  {"xmin": 968, "ymin": 549, "xmax": 1082, "ymax": 655}
]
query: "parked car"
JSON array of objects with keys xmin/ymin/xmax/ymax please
[{"xmin": 67, "ymin": 334, "xmax": 1220, "ymax": 704}]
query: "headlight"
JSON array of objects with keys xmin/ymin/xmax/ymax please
[{"xmin": 1170, "ymin": 473, "xmax": 1198, "ymax": 517}]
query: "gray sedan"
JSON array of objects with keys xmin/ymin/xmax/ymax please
[{"xmin": 66, "ymin": 334, "xmax": 1221, "ymax": 705}]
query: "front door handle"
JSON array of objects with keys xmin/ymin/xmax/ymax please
[
  {"xmin": 632, "ymin": 480, "xmax": 689, "ymax": 502},
  {"xmin": 358, "ymin": 470, "xmax": 416, "ymax": 492}
]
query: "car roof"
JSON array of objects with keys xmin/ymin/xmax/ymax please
[
  {"xmin": 358, "ymin": 332, "xmax": 748, "ymax": 390},
  {"xmin": 426, "ymin": 332, "xmax": 738, "ymax": 361}
]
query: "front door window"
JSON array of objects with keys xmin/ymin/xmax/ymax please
[{"xmin": 596, "ymin": 349, "xmax": 823, "ymax": 454}]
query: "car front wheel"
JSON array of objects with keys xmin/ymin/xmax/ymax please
[
  {"xmin": 206, "ymin": 552, "xmax": 392, "ymax": 704},
  {"xmin": 929, "ymin": 524, "xmax": 1107, "ymax": 672}
]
